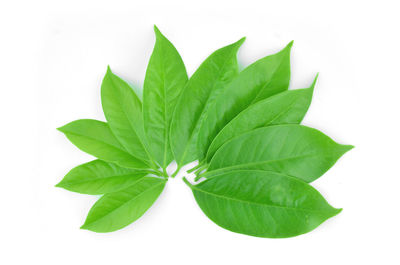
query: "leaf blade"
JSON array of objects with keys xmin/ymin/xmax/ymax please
[
  {"xmin": 187, "ymin": 170, "xmax": 341, "ymax": 238},
  {"xmin": 170, "ymin": 38, "xmax": 245, "ymax": 166},
  {"xmin": 56, "ymin": 160, "xmax": 152, "ymax": 195},
  {"xmin": 207, "ymin": 125, "xmax": 353, "ymax": 182},
  {"xmin": 143, "ymin": 26, "xmax": 188, "ymax": 168},
  {"xmin": 206, "ymin": 75, "xmax": 317, "ymax": 162},
  {"xmin": 81, "ymin": 177, "xmax": 166, "ymax": 233},
  {"xmin": 58, "ymin": 119, "xmax": 148, "ymax": 169},
  {"xmin": 101, "ymin": 67, "xmax": 154, "ymax": 166},
  {"xmin": 196, "ymin": 42, "xmax": 293, "ymax": 161}
]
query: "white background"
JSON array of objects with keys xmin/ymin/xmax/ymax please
[{"xmin": 1, "ymin": 0, "xmax": 399, "ymax": 264}]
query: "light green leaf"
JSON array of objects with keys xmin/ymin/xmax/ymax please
[
  {"xmin": 143, "ymin": 26, "xmax": 188, "ymax": 169},
  {"xmin": 196, "ymin": 42, "xmax": 293, "ymax": 161},
  {"xmin": 206, "ymin": 75, "xmax": 317, "ymax": 162},
  {"xmin": 56, "ymin": 160, "xmax": 158, "ymax": 195},
  {"xmin": 205, "ymin": 125, "xmax": 353, "ymax": 182},
  {"xmin": 101, "ymin": 67, "xmax": 154, "ymax": 166},
  {"xmin": 170, "ymin": 38, "xmax": 245, "ymax": 166},
  {"xmin": 58, "ymin": 119, "xmax": 149, "ymax": 169},
  {"xmin": 185, "ymin": 170, "xmax": 341, "ymax": 238},
  {"xmin": 81, "ymin": 177, "xmax": 166, "ymax": 232}
]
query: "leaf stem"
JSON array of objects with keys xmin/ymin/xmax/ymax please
[
  {"xmin": 182, "ymin": 177, "xmax": 193, "ymax": 187},
  {"xmin": 187, "ymin": 162, "xmax": 204, "ymax": 173},
  {"xmin": 170, "ymin": 165, "xmax": 181, "ymax": 178},
  {"xmin": 194, "ymin": 163, "xmax": 208, "ymax": 175}
]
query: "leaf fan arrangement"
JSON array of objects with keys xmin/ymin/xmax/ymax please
[{"xmin": 57, "ymin": 26, "xmax": 352, "ymax": 238}]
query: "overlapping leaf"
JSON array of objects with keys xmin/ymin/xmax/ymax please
[
  {"xmin": 56, "ymin": 160, "xmax": 154, "ymax": 195},
  {"xmin": 58, "ymin": 119, "xmax": 149, "ymax": 169},
  {"xmin": 57, "ymin": 27, "xmax": 351, "ymax": 237},
  {"xmin": 196, "ymin": 42, "xmax": 293, "ymax": 162},
  {"xmin": 205, "ymin": 76, "xmax": 317, "ymax": 162},
  {"xmin": 81, "ymin": 176, "xmax": 166, "ymax": 233},
  {"xmin": 185, "ymin": 170, "xmax": 341, "ymax": 238},
  {"xmin": 143, "ymin": 26, "xmax": 188, "ymax": 169},
  {"xmin": 170, "ymin": 38, "xmax": 245, "ymax": 166},
  {"xmin": 203, "ymin": 125, "xmax": 352, "ymax": 183}
]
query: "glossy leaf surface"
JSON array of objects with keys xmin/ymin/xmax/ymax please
[
  {"xmin": 143, "ymin": 26, "xmax": 188, "ymax": 168},
  {"xmin": 206, "ymin": 125, "xmax": 353, "ymax": 182},
  {"xmin": 101, "ymin": 67, "xmax": 153, "ymax": 165},
  {"xmin": 196, "ymin": 42, "xmax": 293, "ymax": 161},
  {"xmin": 206, "ymin": 76, "xmax": 317, "ymax": 162},
  {"xmin": 81, "ymin": 177, "xmax": 166, "ymax": 232},
  {"xmin": 186, "ymin": 170, "xmax": 341, "ymax": 238},
  {"xmin": 58, "ymin": 119, "xmax": 148, "ymax": 169},
  {"xmin": 170, "ymin": 38, "xmax": 244, "ymax": 166},
  {"xmin": 56, "ymin": 160, "xmax": 150, "ymax": 195}
]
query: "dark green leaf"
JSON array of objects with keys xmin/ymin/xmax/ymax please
[
  {"xmin": 205, "ymin": 125, "xmax": 353, "ymax": 182},
  {"xmin": 81, "ymin": 177, "xmax": 166, "ymax": 232},
  {"xmin": 58, "ymin": 119, "xmax": 148, "ymax": 169},
  {"xmin": 206, "ymin": 75, "xmax": 317, "ymax": 162},
  {"xmin": 170, "ymin": 38, "xmax": 245, "ymax": 166},
  {"xmin": 143, "ymin": 26, "xmax": 188, "ymax": 168},
  {"xmin": 56, "ymin": 160, "xmax": 155, "ymax": 195},
  {"xmin": 185, "ymin": 170, "xmax": 341, "ymax": 238},
  {"xmin": 196, "ymin": 42, "xmax": 293, "ymax": 161}
]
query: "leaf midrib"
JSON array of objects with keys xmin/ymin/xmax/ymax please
[
  {"xmin": 60, "ymin": 173, "xmax": 145, "ymax": 186},
  {"xmin": 65, "ymin": 131, "xmax": 131, "ymax": 155},
  {"xmin": 179, "ymin": 47, "xmax": 238, "ymax": 164},
  {"xmin": 207, "ymin": 97, "xmax": 298, "ymax": 160},
  {"xmin": 206, "ymin": 152, "xmax": 318, "ymax": 177},
  {"xmin": 84, "ymin": 180, "xmax": 165, "ymax": 227},
  {"xmin": 108, "ymin": 75, "xmax": 154, "ymax": 164},
  {"xmin": 192, "ymin": 185, "xmax": 329, "ymax": 214}
]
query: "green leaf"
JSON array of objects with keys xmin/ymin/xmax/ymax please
[
  {"xmin": 81, "ymin": 177, "xmax": 166, "ymax": 232},
  {"xmin": 56, "ymin": 160, "xmax": 157, "ymax": 195},
  {"xmin": 170, "ymin": 38, "xmax": 245, "ymax": 166},
  {"xmin": 143, "ymin": 26, "xmax": 188, "ymax": 169},
  {"xmin": 196, "ymin": 42, "xmax": 293, "ymax": 161},
  {"xmin": 205, "ymin": 125, "xmax": 353, "ymax": 182},
  {"xmin": 58, "ymin": 119, "xmax": 149, "ymax": 169},
  {"xmin": 185, "ymin": 170, "xmax": 341, "ymax": 238},
  {"xmin": 101, "ymin": 67, "xmax": 154, "ymax": 166},
  {"xmin": 206, "ymin": 75, "xmax": 317, "ymax": 162}
]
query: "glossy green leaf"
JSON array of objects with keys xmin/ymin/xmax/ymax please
[
  {"xmin": 58, "ymin": 119, "xmax": 149, "ymax": 169},
  {"xmin": 143, "ymin": 26, "xmax": 188, "ymax": 168},
  {"xmin": 206, "ymin": 75, "xmax": 317, "ymax": 162},
  {"xmin": 185, "ymin": 170, "xmax": 341, "ymax": 238},
  {"xmin": 205, "ymin": 125, "xmax": 353, "ymax": 182},
  {"xmin": 81, "ymin": 177, "xmax": 166, "ymax": 232},
  {"xmin": 56, "ymin": 160, "xmax": 157, "ymax": 195},
  {"xmin": 196, "ymin": 42, "xmax": 293, "ymax": 161},
  {"xmin": 170, "ymin": 38, "xmax": 245, "ymax": 166},
  {"xmin": 101, "ymin": 67, "xmax": 154, "ymax": 166}
]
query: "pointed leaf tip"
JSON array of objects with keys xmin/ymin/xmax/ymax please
[
  {"xmin": 153, "ymin": 25, "xmax": 163, "ymax": 38},
  {"xmin": 237, "ymin": 37, "xmax": 246, "ymax": 45}
]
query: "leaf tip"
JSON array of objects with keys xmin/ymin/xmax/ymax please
[
  {"xmin": 56, "ymin": 125, "xmax": 66, "ymax": 133},
  {"xmin": 106, "ymin": 65, "xmax": 112, "ymax": 74},
  {"xmin": 153, "ymin": 25, "xmax": 163, "ymax": 38},
  {"xmin": 344, "ymin": 144, "xmax": 355, "ymax": 151},
  {"xmin": 334, "ymin": 207, "xmax": 343, "ymax": 216},
  {"xmin": 237, "ymin": 37, "xmax": 246, "ymax": 45}
]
